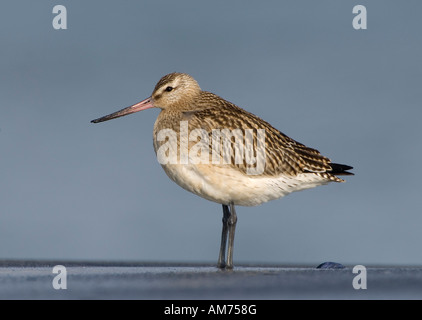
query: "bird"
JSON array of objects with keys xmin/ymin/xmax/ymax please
[{"xmin": 91, "ymin": 72, "xmax": 353, "ymax": 269}]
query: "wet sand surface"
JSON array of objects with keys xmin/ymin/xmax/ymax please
[{"xmin": 0, "ymin": 261, "xmax": 420, "ymax": 299}]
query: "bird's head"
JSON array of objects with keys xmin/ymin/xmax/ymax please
[
  {"xmin": 151, "ymin": 72, "xmax": 201, "ymax": 110},
  {"xmin": 91, "ymin": 72, "xmax": 201, "ymax": 123}
]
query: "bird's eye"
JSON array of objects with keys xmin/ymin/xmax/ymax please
[{"xmin": 165, "ymin": 86, "xmax": 173, "ymax": 92}]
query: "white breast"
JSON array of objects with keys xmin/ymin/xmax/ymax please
[{"xmin": 160, "ymin": 163, "xmax": 329, "ymax": 207}]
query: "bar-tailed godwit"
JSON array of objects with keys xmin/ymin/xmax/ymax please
[{"xmin": 92, "ymin": 72, "xmax": 353, "ymax": 269}]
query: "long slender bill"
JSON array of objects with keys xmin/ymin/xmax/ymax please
[{"xmin": 91, "ymin": 97, "xmax": 154, "ymax": 123}]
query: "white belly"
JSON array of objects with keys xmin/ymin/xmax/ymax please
[{"xmin": 160, "ymin": 163, "xmax": 329, "ymax": 207}]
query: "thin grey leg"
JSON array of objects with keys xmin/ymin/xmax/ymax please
[
  {"xmin": 217, "ymin": 205, "xmax": 230, "ymax": 269},
  {"xmin": 226, "ymin": 203, "xmax": 237, "ymax": 269}
]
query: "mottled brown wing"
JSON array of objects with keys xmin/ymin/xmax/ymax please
[{"xmin": 184, "ymin": 92, "xmax": 339, "ymax": 179}]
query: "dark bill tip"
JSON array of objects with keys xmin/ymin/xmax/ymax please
[{"xmin": 90, "ymin": 97, "xmax": 154, "ymax": 124}]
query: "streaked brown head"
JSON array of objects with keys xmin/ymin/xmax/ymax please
[{"xmin": 151, "ymin": 72, "xmax": 201, "ymax": 109}]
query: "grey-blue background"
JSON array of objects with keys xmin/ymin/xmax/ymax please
[{"xmin": 1, "ymin": 0, "xmax": 421, "ymax": 266}]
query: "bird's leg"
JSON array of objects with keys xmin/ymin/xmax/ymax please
[
  {"xmin": 217, "ymin": 204, "xmax": 230, "ymax": 269},
  {"xmin": 226, "ymin": 203, "xmax": 238, "ymax": 269}
]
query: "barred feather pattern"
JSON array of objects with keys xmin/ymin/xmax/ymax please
[{"xmin": 153, "ymin": 91, "xmax": 344, "ymax": 182}]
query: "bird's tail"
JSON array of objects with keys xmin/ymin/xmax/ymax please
[{"xmin": 329, "ymin": 163, "xmax": 354, "ymax": 176}]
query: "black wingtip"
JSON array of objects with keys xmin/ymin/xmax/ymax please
[{"xmin": 330, "ymin": 163, "xmax": 354, "ymax": 176}]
